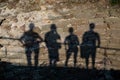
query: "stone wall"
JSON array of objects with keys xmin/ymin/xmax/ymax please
[{"xmin": 0, "ymin": 0, "xmax": 120, "ymax": 69}]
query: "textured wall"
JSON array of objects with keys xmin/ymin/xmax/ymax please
[{"xmin": 0, "ymin": 0, "xmax": 120, "ymax": 69}]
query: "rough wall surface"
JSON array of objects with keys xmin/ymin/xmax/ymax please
[{"xmin": 0, "ymin": 0, "xmax": 120, "ymax": 69}]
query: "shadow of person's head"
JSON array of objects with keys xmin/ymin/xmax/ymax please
[
  {"xmin": 89, "ymin": 23, "xmax": 95, "ymax": 31},
  {"xmin": 50, "ymin": 24, "xmax": 57, "ymax": 31},
  {"xmin": 68, "ymin": 27, "xmax": 74, "ymax": 34},
  {"xmin": 29, "ymin": 23, "xmax": 35, "ymax": 31}
]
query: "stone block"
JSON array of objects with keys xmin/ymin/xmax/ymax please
[
  {"xmin": 63, "ymin": 26, "xmax": 69, "ymax": 32},
  {"xmin": 6, "ymin": 53, "xmax": 26, "ymax": 59},
  {"xmin": 75, "ymin": 19, "xmax": 88, "ymax": 25},
  {"xmin": 95, "ymin": 23, "xmax": 108, "ymax": 29},
  {"xmin": 109, "ymin": 38, "xmax": 120, "ymax": 44},
  {"xmin": 75, "ymin": 30, "xmax": 83, "ymax": 38},
  {"xmin": 48, "ymin": 14, "xmax": 63, "ymax": 20},
  {"xmin": 110, "ymin": 23, "xmax": 120, "ymax": 30},
  {"xmin": 108, "ymin": 43, "xmax": 120, "ymax": 49},
  {"xmin": 41, "ymin": 25, "xmax": 50, "ymax": 31},
  {"xmin": 98, "ymin": 48, "xmax": 106, "ymax": 54},
  {"xmin": 100, "ymin": 40, "xmax": 108, "ymax": 47},
  {"xmin": 106, "ymin": 17, "xmax": 120, "ymax": 24},
  {"xmin": 94, "ymin": 29, "xmax": 106, "ymax": 34},
  {"xmin": 8, "ymin": 58, "xmax": 27, "ymax": 65},
  {"xmin": 94, "ymin": 11, "xmax": 109, "ymax": 18},
  {"xmin": 106, "ymin": 50, "xmax": 116, "ymax": 54},
  {"xmin": 54, "ymin": 20, "xmax": 71, "ymax": 28},
  {"xmin": 89, "ymin": 18, "xmax": 104, "ymax": 25},
  {"xmin": 111, "ymin": 30, "xmax": 120, "ymax": 38},
  {"xmin": 116, "ymin": 51, "xmax": 120, "ymax": 54},
  {"xmin": 72, "ymin": 9, "xmax": 96, "ymax": 19},
  {"xmin": 57, "ymin": 28, "xmax": 64, "ymax": 34},
  {"xmin": 76, "ymin": 25, "xmax": 88, "ymax": 34},
  {"xmin": 62, "ymin": 32, "xmax": 69, "ymax": 38}
]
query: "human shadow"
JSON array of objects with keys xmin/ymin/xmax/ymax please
[
  {"xmin": 44, "ymin": 24, "xmax": 61, "ymax": 67},
  {"xmin": 81, "ymin": 23, "xmax": 100, "ymax": 69},
  {"xmin": 64, "ymin": 27, "xmax": 79, "ymax": 67},
  {"xmin": 20, "ymin": 23, "xmax": 43, "ymax": 67}
]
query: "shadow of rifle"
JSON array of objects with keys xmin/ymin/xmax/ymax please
[
  {"xmin": 99, "ymin": 47, "xmax": 120, "ymax": 51},
  {"xmin": 0, "ymin": 36, "xmax": 20, "ymax": 57},
  {"xmin": 0, "ymin": 36, "xmax": 18, "ymax": 48},
  {"xmin": 98, "ymin": 47, "xmax": 120, "ymax": 70},
  {"xmin": 0, "ymin": 36, "xmax": 20, "ymax": 40}
]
